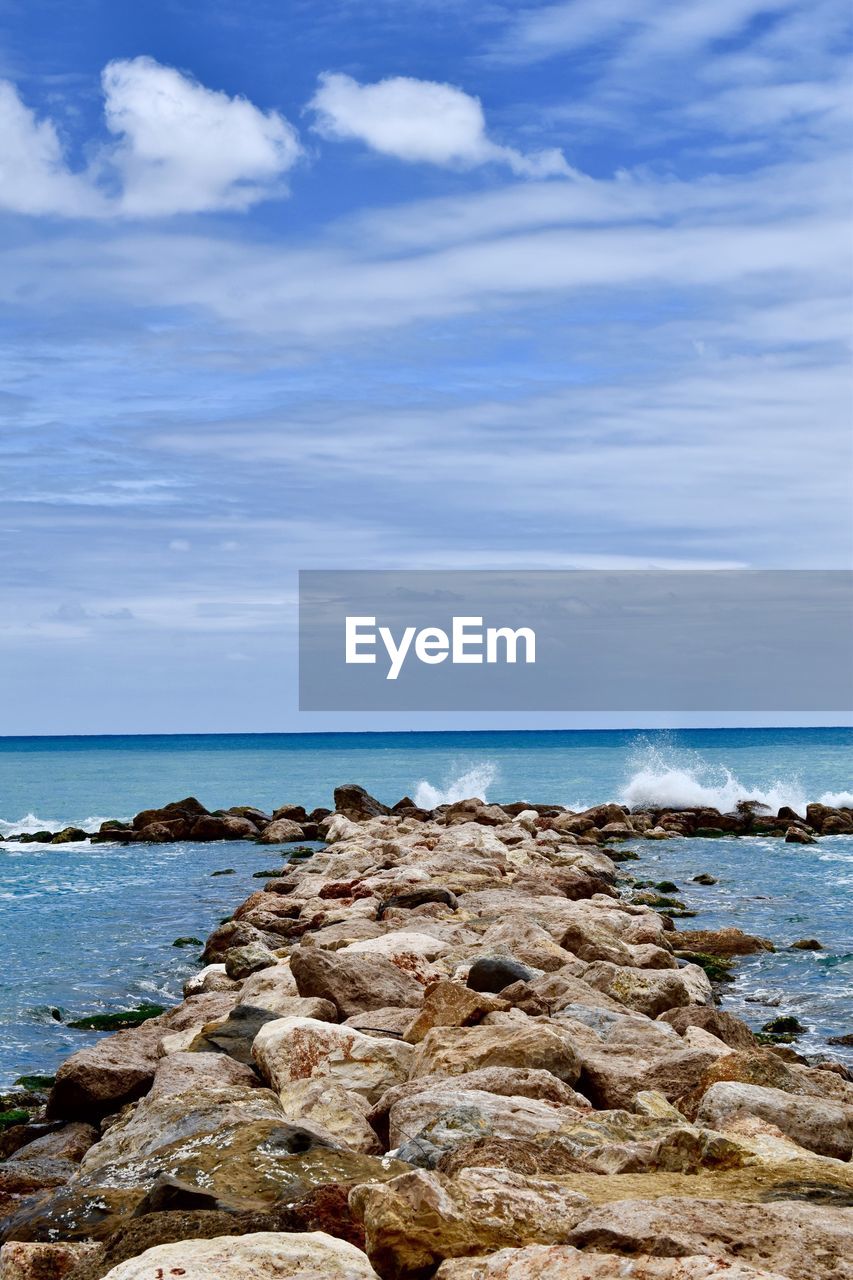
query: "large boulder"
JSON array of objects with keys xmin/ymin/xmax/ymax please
[
  {"xmin": 672, "ymin": 928, "xmax": 774, "ymax": 957},
  {"xmin": 0, "ymin": 1241, "xmax": 102, "ymax": 1279},
  {"xmin": 410, "ymin": 1025, "xmax": 581, "ymax": 1086},
  {"xmin": 258, "ymin": 818, "xmax": 305, "ymax": 844},
  {"xmin": 351, "ymin": 1167, "xmax": 590, "ymax": 1278},
  {"xmin": 386, "ymin": 1086, "xmax": 587, "ymax": 1150},
  {"xmin": 658, "ymin": 1006, "xmax": 756, "ymax": 1050},
  {"xmin": 289, "ymin": 946, "xmax": 424, "ymax": 1019},
  {"xmin": 696, "ymin": 1081, "xmax": 853, "ymax": 1160},
  {"xmin": 95, "ymin": 1231, "xmax": 380, "ymax": 1279},
  {"xmin": 578, "ymin": 1044, "xmax": 722, "ymax": 1111},
  {"xmin": 277, "ymin": 1079, "xmax": 382, "ymax": 1155},
  {"xmin": 253, "ymin": 1016, "xmax": 413, "ymax": 1104},
  {"xmin": 47, "ymin": 994, "xmax": 235, "ymax": 1121},
  {"xmin": 583, "ymin": 964, "xmax": 709, "ymax": 1016},
  {"xmin": 404, "ymin": 981, "xmax": 510, "ymax": 1043},
  {"xmin": 568, "ymin": 1197, "xmax": 853, "ymax": 1280},
  {"xmin": 334, "ymin": 785, "xmax": 390, "ymax": 822}
]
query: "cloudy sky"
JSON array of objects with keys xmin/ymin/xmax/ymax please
[{"xmin": 1, "ymin": 0, "xmax": 850, "ymax": 733}]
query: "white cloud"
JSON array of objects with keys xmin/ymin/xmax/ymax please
[
  {"xmin": 0, "ymin": 80, "xmax": 105, "ymax": 216},
  {"xmin": 309, "ymin": 72, "xmax": 571, "ymax": 177},
  {"xmin": 101, "ymin": 57, "xmax": 302, "ymax": 215},
  {"xmin": 0, "ymin": 58, "xmax": 302, "ymax": 219}
]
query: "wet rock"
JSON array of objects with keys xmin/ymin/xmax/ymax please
[
  {"xmin": 696, "ymin": 1081, "xmax": 853, "ymax": 1160},
  {"xmin": 790, "ymin": 938, "xmax": 823, "ymax": 950},
  {"xmin": 568, "ymin": 1196, "xmax": 853, "ymax": 1280},
  {"xmin": 410, "ymin": 1024, "xmax": 581, "ymax": 1085},
  {"xmin": 669, "ymin": 927, "xmax": 774, "ymax": 957},
  {"xmin": 46, "ymin": 994, "xmax": 236, "ymax": 1121},
  {"xmin": 467, "ymin": 957, "xmax": 535, "ymax": 993},
  {"xmin": 253, "ymin": 1015, "xmax": 413, "ymax": 1104},
  {"xmin": 692, "ymin": 873, "xmax": 718, "ymax": 885},
  {"xmin": 351, "ymin": 1166, "xmax": 591, "ymax": 1278},
  {"xmin": 93, "ymin": 1231, "xmax": 381, "ymax": 1279},
  {"xmin": 334, "ymin": 784, "xmax": 390, "ymax": 822},
  {"xmin": 289, "ymin": 946, "xmax": 424, "ymax": 1019},
  {"xmin": 785, "ymin": 825, "xmax": 817, "ymax": 844}
]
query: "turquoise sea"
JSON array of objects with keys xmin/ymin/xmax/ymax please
[{"xmin": 1, "ymin": 728, "xmax": 851, "ymax": 1085}]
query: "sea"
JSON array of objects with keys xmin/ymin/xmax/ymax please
[{"xmin": 1, "ymin": 727, "xmax": 851, "ymax": 1087}]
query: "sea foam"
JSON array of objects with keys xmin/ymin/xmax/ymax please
[{"xmin": 414, "ymin": 762, "xmax": 497, "ymax": 809}]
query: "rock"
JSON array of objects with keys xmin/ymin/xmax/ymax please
[
  {"xmin": 692, "ymin": 874, "xmax": 718, "ymax": 885},
  {"xmin": 380, "ymin": 888, "xmax": 458, "ymax": 915},
  {"xmin": 410, "ymin": 1024, "xmax": 581, "ymax": 1085},
  {"xmin": 688, "ymin": 1049, "xmax": 853, "ymax": 1110},
  {"xmin": 183, "ymin": 963, "xmax": 238, "ymax": 996},
  {"xmin": 94, "ymin": 1231, "xmax": 381, "ymax": 1279},
  {"xmin": 238, "ymin": 962, "xmax": 299, "ymax": 1007},
  {"xmin": 467, "ymin": 957, "xmax": 535, "ymax": 993},
  {"xmin": 433, "ymin": 1245, "xmax": 791, "ymax": 1278},
  {"xmin": 578, "ymin": 1044, "xmax": 722, "ymax": 1110},
  {"xmin": 0, "ymin": 1241, "xmax": 102, "ymax": 1279},
  {"xmin": 790, "ymin": 938, "xmax": 823, "ymax": 950},
  {"xmin": 253, "ymin": 1016, "xmax": 413, "ymax": 1104},
  {"xmin": 583, "ymin": 964, "xmax": 699, "ymax": 1017},
  {"xmin": 351, "ymin": 1167, "xmax": 590, "ymax": 1278},
  {"xmin": 334, "ymin": 784, "xmax": 390, "ymax": 822},
  {"xmin": 658, "ymin": 1007, "xmax": 756, "ymax": 1050},
  {"xmin": 828, "ymin": 1033, "xmax": 853, "ymax": 1047},
  {"xmin": 340, "ymin": 931, "xmax": 450, "ymax": 962},
  {"xmin": 696, "ymin": 1081, "xmax": 853, "ymax": 1160},
  {"xmin": 7, "ymin": 1122, "xmax": 98, "ymax": 1167},
  {"xmin": 673, "ymin": 928, "xmax": 774, "ymax": 957},
  {"xmin": 223, "ymin": 942, "xmax": 278, "ymax": 980},
  {"xmin": 444, "ymin": 799, "xmax": 507, "ymax": 827},
  {"xmin": 258, "ymin": 818, "xmax": 305, "ymax": 844},
  {"xmin": 345, "ymin": 1008, "xmax": 417, "ymax": 1038},
  {"xmin": 187, "ymin": 1004, "xmax": 284, "ymax": 1065},
  {"xmin": 202, "ymin": 920, "xmax": 269, "ymax": 964},
  {"xmin": 404, "ymin": 982, "xmax": 510, "ymax": 1044},
  {"xmin": 785, "ymin": 825, "xmax": 817, "ymax": 844},
  {"xmin": 385, "ymin": 1085, "xmax": 586, "ymax": 1150},
  {"xmin": 568, "ymin": 1197, "xmax": 853, "ymax": 1280},
  {"xmin": 191, "ymin": 814, "xmax": 257, "ymax": 840},
  {"xmin": 289, "ymin": 946, "xmax": 424, "ymax": 1019},
  {"xmin": 50, "ymin": 828, "xmax": 89, "ymax": 845},
  {"xmin": 46, "ymin": 994, "xmax": 236, "ymax": 1121},
  {"xmin": 277, "ymin": 1079, "xmax": 382, "ymax": 1155}
]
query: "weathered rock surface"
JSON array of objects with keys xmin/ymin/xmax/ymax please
[
  {"xmin": 696, "ymin": 1081, "xmax": 853, "ymax": 1160},
  {"xmin": 253, "ymin": 1016, "xmax": 413, "ymax": 1104},
  {"xmin": 289, "ymin": 947, "xmax": 424, "ymax": 1019},
  {"xmin": 410, "ymin": 1024, "xmax": 581, "ymax": 1085},
  {"xmin": 95, "ymin": 1231, "xmax": 381, "ymax": 1278},
  {"xmin": 351, "ymin": 1167, "xmax": 591, "ymax": 1277},
  {"xmin": 434, "ymin": 1245, "xmax": 792, "ymax": 1278}
]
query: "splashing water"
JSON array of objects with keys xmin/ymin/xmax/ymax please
[
  {"xmin": 0, "ymin": 813, "xmax": 118, "ymax": 837},
  {"xmin": 414, "ymin": 762, "xmax": 497, "ymax": 809},
  {"xmin": 618, "ymin": 738, "xmax": 808, "ymax": 814}
]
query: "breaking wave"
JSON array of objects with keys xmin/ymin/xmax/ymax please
[
  {"xmin": 414, "ymin": 763, "xmax": 497, "ymax": 809},
  {"xmin": 618, "ymin": 740, "xmax": 807, "ymax": 814},
  {"xmin": 0, "ymin": 813, "xmax": 116, "ymax": 838}
]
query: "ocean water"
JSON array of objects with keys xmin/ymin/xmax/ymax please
[{"xmin": 0, "ymin": 728, "xmax": 850, "ymax": 1086}]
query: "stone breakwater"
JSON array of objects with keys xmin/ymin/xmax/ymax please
[{"xmin": 0, "ymin": 787, "xmax": 851, "ymax": 1280}]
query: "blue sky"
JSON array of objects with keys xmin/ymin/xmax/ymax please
[{"xmin": 0, "ymin": 0, "xmax": 850, "ymax": 733}]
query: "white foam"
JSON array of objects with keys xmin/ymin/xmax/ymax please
[
  {"xmin": 818, "ymin": 790, "xmax": 853, "ymax": 809},
  {"xmin": 0, "ymin": 813, "xmax": 118, "ymax": 837},
  {"xmin": 414, "ymin": 762, "xmax": 497, "ymax": 809},
  {"xmin": 618, "ymin": 740, "xmax": 807, "ymax": 814}
]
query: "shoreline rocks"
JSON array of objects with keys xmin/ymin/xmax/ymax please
[{"xmin": 1, "ymin": 785, "xmax": 852, "ymax": 1280}]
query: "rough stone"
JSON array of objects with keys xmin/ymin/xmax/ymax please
[
  {"xmin": 290, "ymin": 946, "xmax": 425, "ymax": 1019},
  {"xmin": 253, "ymin": 1015, "xmax": 413, "ymax": 1104},
  {"xmin": 95, "ymin": 1231, "xmax": 380, "ymax": 1279}
]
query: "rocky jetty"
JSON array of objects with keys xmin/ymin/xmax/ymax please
[
  {"xmin": 1, "ymin": 788, "xmax": 851, "ymax": 1280},
  {"xmin": 2, "ymin": 786, "xmax": 852, "ymax": 846}
]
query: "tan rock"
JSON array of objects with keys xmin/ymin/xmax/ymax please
[
  {"xmin": 253, "ymin": 1015, "xmax": 413, "ymax": 1104},
  {"xmin": 387, "ymin": 1086, "xmax": 586, "ymax": 1149},
  {"xmin": 289, "ymin": 945, "xmax": 425, "ymax": 1018},
  {"xmin": 97, "ymin": 1231, "xmax": 380, "ymax": 1278},
  {"xmin": 404, "ymin": 981, "xmax": 510, "ymax": 1043},
  {"xmin": 238, "ymin": 961, "xmax": 298, "ymax": 1006},
  {"xmin": 351, "ymin": 1167, "xmax": 590, "ymax": 1277},
  {"xmin": 410, "ymin": 1024, "xmax": 581, "ymax": 1084},
  {"xmin": 583, "ymin": 964, "xmax": 702, "ymax": 1016},
  {"xmin": 0, "ymin": 1241, "xmax": 102, "ymax": 1279},
  {"xmin": 340, "ymin": 930, "xmax": 450, "ymax": 961},
  {"xmin": 434, "ymin": 1245, "xmax": 791, "ymax": 1278},
  {"xmin": 278, "ymin": 1079, "xmax": 382, "ymax": 1154},
  {"xmin": 696, "ymin": 1080, "xmax": 853, "ymax": 1160},
  {"xmin": 258, "ymin": 817, "xmax": 305, "ymax": 843},
  {"xmin": 569, "ymin": 1197, "xmax": 853, "ymax": 1280},
  {"xmin": 578, "ymin": 1044, "xmax": 721, "ymax": 1110}
]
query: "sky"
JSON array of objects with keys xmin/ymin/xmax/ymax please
[{"xmin": 0, "ymin": 0, "xmax": 851, "ymax": 733}]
